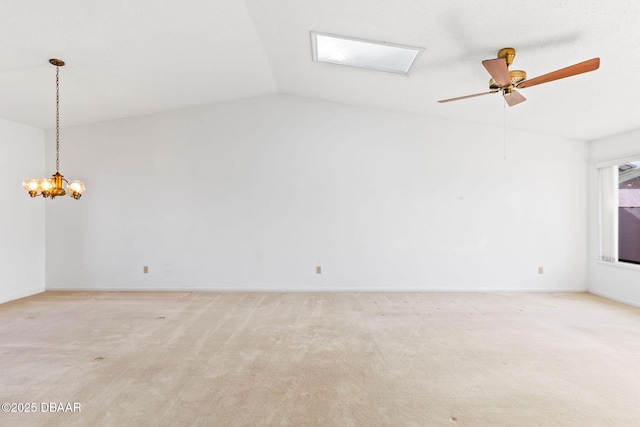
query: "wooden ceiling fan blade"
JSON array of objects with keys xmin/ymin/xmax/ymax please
[
  {"xmin": 438, "ymin": 90, "xmax": 498, "ymax": 103},
  {"xmin": 517, "ymin": 58, "xmax": 600, "ymax": 88},
  {"xmin": 482, "ymin": 58, "xmax": 511, "ymax": 87},
  {"xmin": 504, "ymin": 90, "xmax": 526, "ymax": 107}
]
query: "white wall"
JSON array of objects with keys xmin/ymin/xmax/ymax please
[
  {"xmin": 45, "ymin": 95, "xmax": 587, "ymax": 291},
  {"xmin": 0, "ymin": 118, "xmax": 45, "ymax": 303},
  {"xmin": 588, "ymin": 129, "xmax": 640, "ymax": 306}
]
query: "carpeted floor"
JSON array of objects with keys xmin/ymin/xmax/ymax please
[{"xmin": 0, "ymin": 291, "xmax": 639, "ymax": 426}]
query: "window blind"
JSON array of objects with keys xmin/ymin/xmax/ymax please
[{"xmin": 598, "ymin": 165, "xmax": 617, "ymax": 262}]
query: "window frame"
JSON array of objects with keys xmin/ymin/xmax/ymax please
[{"xmin": 596, "ymin": 155, "xmax": 640, "ymax": 268}]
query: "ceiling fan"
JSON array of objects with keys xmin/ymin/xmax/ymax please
[{"xmin": 438, "ymin": 48, "xmax": 600, "ymax": 106}]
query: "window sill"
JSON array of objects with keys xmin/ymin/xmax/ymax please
[{"xmin": 595, "ymin": 259, "xmax": 640, "ymax": 272}]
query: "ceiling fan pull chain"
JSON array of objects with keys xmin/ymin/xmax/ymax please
[{"xmin": 503, "ymin": 101, "xmax": 507, "ymax": 160}]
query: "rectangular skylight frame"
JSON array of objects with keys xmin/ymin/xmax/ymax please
[{"xmin": 310, "ymin": 31, "xmax": 424, "ymax": 76}]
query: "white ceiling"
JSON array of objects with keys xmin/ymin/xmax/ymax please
[{"xmin": 0, "ymin": 0, "xmax": 638, "ymax": 140}]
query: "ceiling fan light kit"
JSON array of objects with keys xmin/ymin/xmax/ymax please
[
  {"xmin": 438, "ymin": 47, "xmax": 600, "ymax": 106},
  {"xmin": 22, "ymin": 59, "xmax": 86, "ymax": 200}
]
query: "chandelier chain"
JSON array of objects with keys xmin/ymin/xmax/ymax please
[{"xmin": 55, "ymin": 64, "xmax": 60, "ymax": 173}]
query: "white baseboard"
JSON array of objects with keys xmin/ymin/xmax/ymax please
[
  {"xmin": 0, "ymin": 287, "xmax": 45, "ymax": 305},
  {"xmin": 44, "ymin": 286, "xmax": 587, "ymax": 293},
  {"xmin": 587, "ymin": 290, "xmax": 640, "ymax": 308}
]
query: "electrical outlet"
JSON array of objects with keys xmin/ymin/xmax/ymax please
[
  {"xmin": 538, "ymin": 266, "xmax": 544, "ymax": 275},
  {"xmin": 143, "ymin": 266, "xmax": 149, "ymax": 274},
  {"xmin": 316, "ymin": 266, "xmax": 321, "ymax": 274}
]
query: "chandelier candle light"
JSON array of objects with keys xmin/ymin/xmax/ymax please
[{"xmin": 23, "ymin": 59, "xmax": 85, "ymax": 200}]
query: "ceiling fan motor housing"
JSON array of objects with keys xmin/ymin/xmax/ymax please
[{"xmin": 489, "ymin": 70, "xmax": 527, "ymax": 89}]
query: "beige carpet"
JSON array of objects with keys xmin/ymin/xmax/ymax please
[{"xmin": 0, "ymin": 291, "xmax": 639, "ymax": 426}]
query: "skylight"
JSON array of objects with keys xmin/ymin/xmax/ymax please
[{"xmin": 310, "ymin": 32, "xmax": 423, "ymax": 76}]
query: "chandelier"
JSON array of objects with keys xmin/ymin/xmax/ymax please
[{"xmin": 22, "ymin": 59, "xmax": 85, "ymax": 200}]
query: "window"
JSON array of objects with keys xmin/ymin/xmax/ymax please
[
  {"xmin": 618, "ymin": 162, "xmax": 640, "ymax": 264},
  {"xmin": 597, "ymin": 157, "xmax": 640, "ymax": 265}
]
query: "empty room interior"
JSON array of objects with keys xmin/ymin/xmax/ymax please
[{"xmin": 2, "ymin": 1, "xmax": 640, "ymax": 426}]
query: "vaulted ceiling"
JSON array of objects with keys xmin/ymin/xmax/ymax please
[{"xmin": 1, "ymin": 0, "xmax": 638, "ymax": 140}]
